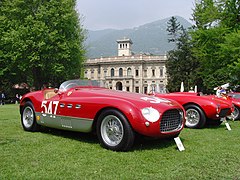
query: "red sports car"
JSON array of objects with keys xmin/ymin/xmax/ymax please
[
  {"xmin": 151, "ymin": 92, "xmax": 233, "ymax": 129},
  {"xmin": 20, "ymin": 79, "xmax": 185, "ymax": 151},
  {"xmin": 228, "ymin": 92, "xmax": 240, "ymax": 120}
]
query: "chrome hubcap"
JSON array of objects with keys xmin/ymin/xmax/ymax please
[
  {"xmin": 23, "ymin": 107, "xmax": 34, "ymax": 128},
  {"xmin": 232, "ymin": 107, "xmax": 239, "ymax": 120},
  {"xmin": 185, "ymin": 109, "xmax": 200, "ymax": 127},
  {"xmin": 101, "ymin": 115, "xmax": 123, "ymax": 146}
]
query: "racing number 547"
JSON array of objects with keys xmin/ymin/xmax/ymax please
[{"xmin": 41, "ymin": 101, "xmax": 59, "ymax": 115}]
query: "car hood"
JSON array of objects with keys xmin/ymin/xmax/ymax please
[{"xmin": 70, "ymin": 87, "xmax": 182, "ymax": 109}]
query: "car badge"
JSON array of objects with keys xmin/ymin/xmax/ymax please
[{"xmin": 67, "ymin": 91, "xmax": 73, "ymax": 96}]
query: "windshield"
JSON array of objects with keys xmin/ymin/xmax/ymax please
[
  {"xmin": 229, "ymin": 93, "xmax": 240, "ymax": 99},
  {"xmin": 59, "ymin": 79, "xmax": 104, "ymax": 92}
]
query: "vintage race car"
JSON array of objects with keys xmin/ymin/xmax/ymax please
[
  {"xmin": 151, "ymin": 92, "xmax": 233, "ymax": 129},
  {"xmin": 227, "ymin": 92, "xmax": 240, "ymax": 120},
  {"xmin": 20, "ymin": 79, "xmax": 185, "ymax": 151}
]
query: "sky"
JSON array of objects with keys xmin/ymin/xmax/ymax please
[{"xmin": 76, "ymin": 0, "xmax": 196, "ymax": 30}]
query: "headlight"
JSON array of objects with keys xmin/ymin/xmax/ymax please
[{"xmin": 141, "ymin": 107, "xmax": 160, "ymax": 122}]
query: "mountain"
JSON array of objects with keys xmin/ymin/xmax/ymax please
[{"xmin": 85, "ymin": 16, "xmax": 192, "ymax": 58}]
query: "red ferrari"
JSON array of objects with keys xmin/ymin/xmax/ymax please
[
  {"xmin": 151, "ymin": 92, "xmax": 233, "ymax": 129},
  {"xmin": 20, "ymin": 79, "xmax": 185, "ymax": 151},
  {"xmin": 227, "ymin": 92, "xmax": 240, "ymax": 120}
]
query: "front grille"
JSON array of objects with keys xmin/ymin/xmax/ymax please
[
  {"xmin": 219, "ymin": 108, "xmax": 231, "ymax": 117},
  {"xmin": 160, "ymin": 109, "xmax": 184, "ymax": 132}
]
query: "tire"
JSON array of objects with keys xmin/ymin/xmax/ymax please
[
  {"xmin": 96, "ymin": 109, "xmax": 135, "ymax": 151},
  {"xmin": 21, "ymin": 101, "xmax": 40, "ymax": 132},
  {"xmin": 184, "ymin": 104, "xmax": 206, "ymax": 129},
  {"xmin": 231, "ymin": 106, "xmax": 240, "ymax": 120}
]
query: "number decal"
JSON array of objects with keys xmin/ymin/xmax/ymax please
[
  {"xmin": 141, "ymin": 97, "xmax": 170, "ymax": 104},
  {"xmin": 41, "ymin": 101, "xmax": 59, "ymax": 115}
]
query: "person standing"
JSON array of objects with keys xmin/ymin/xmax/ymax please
[{"xmin": 1, "ymin": 92, "xmax": 6, "ymax": 105}]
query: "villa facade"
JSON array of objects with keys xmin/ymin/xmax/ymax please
[{"xmin": 84, "ymin": 38, "xmax": 168, "ymax": 94}]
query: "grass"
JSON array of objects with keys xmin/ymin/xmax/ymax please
[{"xmin": 1, "ymin": 104, "xmax": 240, "ymax": 179}]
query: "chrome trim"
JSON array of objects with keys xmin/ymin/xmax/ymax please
[
  {"xmin": 67, "ymin": 104, "xmax": 72, "ymax": 108},
  {"xmin": 35, "ymin": 112, "xmax": 93, "ymax": 132},
  {"xmin": 75, "ymin": 104, "xmax": 81, "ymax": 109}
]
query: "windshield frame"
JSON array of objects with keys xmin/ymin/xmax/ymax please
[{"xmin": 59, "ymin": 79, "xmax": 103, "ymax": 92}]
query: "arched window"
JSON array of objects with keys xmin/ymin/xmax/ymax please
[
  {"xmin": 160, "ymin": 68, "xmax": 163, "ymax": 77},
  {"xmin": 111, "ymin": 68, "xmax": 115, "ymax": 77},
  {"xmin": 119, "ymin": 68, "xmax": 123, "ymax": 77},
  {"xmin": 127, "ymin": 68, "xmax": 132, "ymax": 76}
]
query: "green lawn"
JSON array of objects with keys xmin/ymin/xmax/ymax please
[{"xmin": 1, "ymin": 104, "xmax": 240, "ymax": 179}]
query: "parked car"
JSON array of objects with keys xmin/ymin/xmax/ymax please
[
  {"xmin": 20, "ymin": 79, "xmax": 185, "ymax": 151},
  {"xmin": 227, "ymin": 92, "xmax": 240, "ymax": 120},
  {"xmin": 151, "ymin": 92, "xmax": 233, "ymax": 129}
]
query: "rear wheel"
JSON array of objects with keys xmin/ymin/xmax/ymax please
[
  {"xmin": 96, "ymin": 109, "xmax": 135, "ymax": 151},
  {"xmin": 184, "ymin": 104, "xmax": 206, "ymax": 128},
  {"xmin": 21, "ymin": 101, "xmax": 40, "ymax": 132},
  {"xmin": 232, "ymin": 106, "xmax": 240, "ymax": 120}
]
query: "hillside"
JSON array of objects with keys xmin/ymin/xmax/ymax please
[{"xmin": 85, "ymin": 16, "xmax": 192, "ymax": 58}]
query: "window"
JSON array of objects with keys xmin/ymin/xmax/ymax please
[
  {"xmin": 144, "ymin": 87, "xmax": 148, "ymax": 94},
  {"xmin": 111, "ymin": 68, "xmax": 114, "ymax": 77},
  {"xmin": 152, "ymin": 69, "xmax": 155, "ymax": 77},
  {"xmin": 98, "ymin": 66, "xmax": 100, "ymax": 74},
  {"xmin": 126, "ymin": 87, "xmax": 130, "ymax": 91},
  {"xmin": 127, "ymin": 68, "xmax": 132, "ymax": 76},
  {"xmin": 119, "ymin": 68, "xmax": 123, "ymax": 77},
  {"xmin": 135, "ymin": 87, "xmax": 139, "ymax": 93},
  {"xmin": 160, "ymin": 68, "xmax": 163, "ymax": 77},
  {"xmin": 135, "ymin": 69, "xmax": 139, "ymax": 77},
  {"xmin": 144, "ymin": 70, "xmax": 147, "ymax": 77},
  {"xmin": 91, "ymin": 69, "xmax": 94, "ymax": 78}
]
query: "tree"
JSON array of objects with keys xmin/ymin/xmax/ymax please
[
  {"xmin": 219, "ymin": 0, "xmax": 240, "ymax": 30},
  {"xmin": 191, "ymin": 0, "xmax": 240, "ymax": 92},
  {"xmin": 166, "ymin": 17, "xmax": 199, "ymax": 92},
  {"xmin": 0, "ymin": 0, "xmax": 86, "ymax": 91},
  {"xmin": 166, "ymin": 16, "xmax": 181, "ymax": 43}
]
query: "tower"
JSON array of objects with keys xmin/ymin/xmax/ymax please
[{"xmin": 117, "ymin": 38, "xmax": 133, "ymax": 56}]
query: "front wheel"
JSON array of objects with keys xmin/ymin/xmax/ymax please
[
  {"xmin": 184, "ymin": 104, "xmax": 206, "ymax": 129},
  {"xmin": 96, "ymin": 109, "xmax": 135, "ymax": 151},
  {"xmin": 21, "ymin": 101, "xmax": 40, "ymax": 132},
  {"xmin": 231, "ymin": 106, "xmax": 240, "ymax": 120}
]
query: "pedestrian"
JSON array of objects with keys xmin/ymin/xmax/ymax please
[
  {"xmin": 0, "ymin": 92, "xmax": 2, "ymax": 105},
  {"xmin": 15, "ymin": 94, "xmax": 19, "ymax": 104},
  {"xmin": 1, "ymin": 92, "xmax": 6, "ymax": 105}
]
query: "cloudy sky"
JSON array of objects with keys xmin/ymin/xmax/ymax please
[{"xmin": 76, "ymin": 0, "xmax": 196, "ymax": 30}]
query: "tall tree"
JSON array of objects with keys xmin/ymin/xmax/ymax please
[
  {"xmin": 0, "ymin": 0, "xmax": 86, "ymax": 91},
  {"xmin": 191, "ymin": 0, "xmax": 240, "ymax": 92},
  {"xmin": 166, "ymin": 17, "xmax": 199, "ymax": 92},
  {"xmin": 166, "ymin": 16, "xmax": 181, "ymax": 43}
]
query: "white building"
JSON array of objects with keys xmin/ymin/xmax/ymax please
[{"xmin": 84, "ymin": 38, "xmax": 168, "ymax": 94}]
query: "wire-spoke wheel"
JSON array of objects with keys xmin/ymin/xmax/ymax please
[
  {"xmin": 22, "ymin": 106, "xmax": 34, "ymax": 128},
  {"xmin": 101, "ymin": 115, "xmax": 124, "ymax": 146},
  {"xmin": 21, "ymin": 101, "xmax": 40, "ymax": 132},
  {"xmin": 185, "ymin": 104, "xmax": 206, "ymax": 128},
  {"xmin": 97, "ymin": 109, "xmax": 135, "ymax": 151},
  {"xmin": 231, "ymin": 106, "xmax": 240, "ymax": 120}
]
